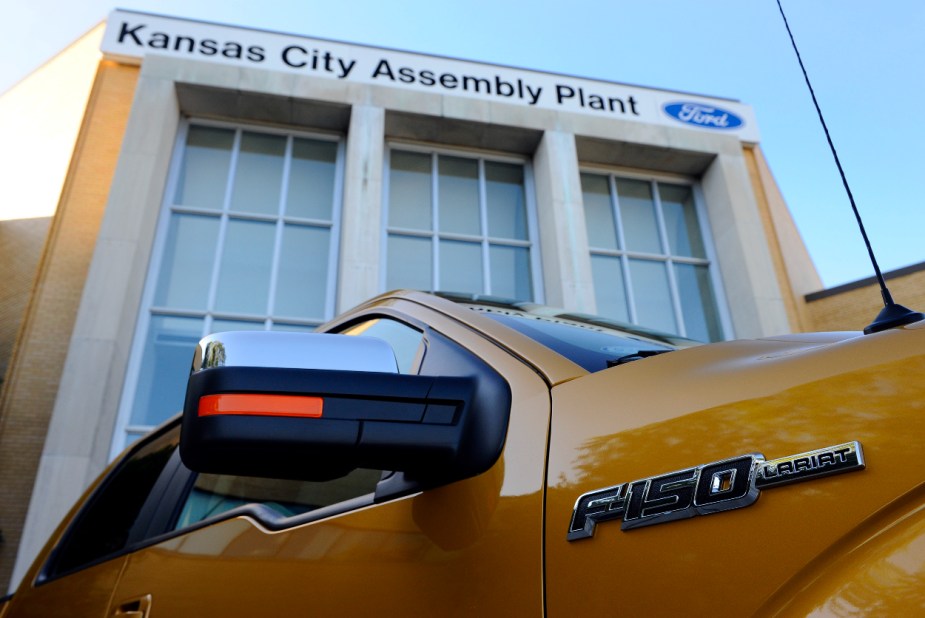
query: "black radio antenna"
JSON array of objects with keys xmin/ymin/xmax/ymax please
[{"xmin": 775, "ymin": 0, "xmax": 923, "ymax": 334}]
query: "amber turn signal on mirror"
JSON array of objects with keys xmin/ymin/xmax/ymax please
[{"xmin": 198, "ymin": 393, "xmax": 324, "ymax": 419}]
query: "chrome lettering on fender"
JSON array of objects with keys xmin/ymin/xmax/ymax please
[{"xmin": 567, "ymin": 441, "xmax": 864, "ymax": 540}]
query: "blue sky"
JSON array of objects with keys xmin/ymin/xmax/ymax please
[{"xmin": 4, "ymin": 1, "xmax": 923, "ymax": 289}]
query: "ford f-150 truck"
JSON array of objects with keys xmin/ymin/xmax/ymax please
[{"xmin": 2, "ymin": 290, "xmax": 923, "ymax": 616}]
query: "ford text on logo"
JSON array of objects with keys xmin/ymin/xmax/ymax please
[{"xmin": 663, "ymin": 102, "xmax": 743, "ymax": 130}]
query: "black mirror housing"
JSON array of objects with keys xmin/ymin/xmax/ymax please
[{"xmin": 179, "ymin": 333, "xmax": 511, "ymax": 483}]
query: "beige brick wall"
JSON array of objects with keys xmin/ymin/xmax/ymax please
[
  {"xmin": 0, "ymin": 60, "xmax": 139, "ymax": 591},
  {"xmin": 0, "ymin": 219, "xmax": 51, "ymax": 385},
  {"xmin": 805, "ymin": 264, "xmax": 925, "ymax": 332}
]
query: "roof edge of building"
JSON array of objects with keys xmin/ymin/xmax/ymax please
[{"xmin": 805, "ymin": 260, "xmax": 925, "ymax": 302}]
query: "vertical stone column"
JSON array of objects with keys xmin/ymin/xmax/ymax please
[
  {"xmin": 532, "ymin": 130, "xmax": 595, "ymax": 312},
  {"xmin": 10, "ymin": 64, "xmax": 178, "ymax": 590},
  {"xmin": 337, "ymin": 104, "xmax": 386, "ymax": 313},
  {"xmin": 702, "ymin": 150, "xmax": 791, "ymax": 337}
]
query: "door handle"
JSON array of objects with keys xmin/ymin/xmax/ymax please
[{"xmin": 113, "ymin": 594, "xmax": 152, "ymax": 618}]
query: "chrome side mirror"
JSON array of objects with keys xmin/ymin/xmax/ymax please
[{"xmin": 180, "ymin": 331, "xmax": 509, "ymax": 483}]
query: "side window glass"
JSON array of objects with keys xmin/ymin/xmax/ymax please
[
  {"xmin": 340, "ymin": 317, "xmax": 425, "ymax": 373},
  {"xmin": 174, "ymin": 469, "xmax": 382, "ymax": 530},
  {"xmin": 45, "ymin": 429, "xmax": 178, "ymax": 578}
]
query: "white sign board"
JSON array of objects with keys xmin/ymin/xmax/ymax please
[{"xmin": 102, "ymin": 9, "xmax": 760, "ymax": 142}]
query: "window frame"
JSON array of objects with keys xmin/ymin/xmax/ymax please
[
  {"xmin": 339, "ymin": 315, "xmax": 427, "ymax": 374},
  {"xmin": 42, "ymin": 417, "xmax": 391, "ymax": 586},
  {"xmin": 579, "ymin": 165, "xmax": 732, "ymax": 341},
  {"xmin": 38, "ymin": 422, "xmax": 183, "ymax": 584},
  {"xmin": 380, "ymin": 142, "xmax": 545, "ymax": 303},
  {"xmin": 111, "ymin": 119, "xmax": 346, "ymax": 457}
]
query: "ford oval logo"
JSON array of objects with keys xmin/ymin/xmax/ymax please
[{"xmin": 663, "ymin": 102, "xmax": 743, "ymax": 130}]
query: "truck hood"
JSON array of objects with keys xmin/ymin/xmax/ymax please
[
  {"xmin": 545, "ymin": 321, "xmax": 925, "ymax": 616},
  {"xmin": 577, "ymin": 326, "xmax": 919, "ymax": 423}
]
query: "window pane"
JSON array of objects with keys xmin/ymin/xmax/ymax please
[
  {"xmin": 174, "ymin": 126, "xmax": 233, "ymax": 210},
  {"xmin": 483, "ymin": 312, "xmax": 673, "ymax": 373},
  {"xmin": 154, "ymin": 213, "xmax": 220, "ymax": 310},
  {"xmin": 124, "ymin": 126, "xmax": 347, "ymax": 454},
  {"xmin": 230, "ymin": 132, "xmax": 286, "ymax": 215},
  {"xmin": 629, "ymin": 258, "xmax": 677, "ymax": 333},
  {"xmin": 274, "ymin": 225, "xmax": 330, "ymax": 319},
  {"xmin": 342, "ymin": 318, "xmax": 424, "ymax": 374},
  {"xmin": 490, "ymin": 245, "xmax": 532, "ymax": 301},
  {"xmin": 214, "ymin": 219, "xmax": 276, "ymax": 315},
  {"xmin": 175, "ymin": 468, "xmax": 382, "ymax": 530},
  {"xmin": 591, "ymin": 255, "xmax": 629, "ymax": 322},
  {"xmin": 618, "ymin": 179, "xmax": 662, "ymax": 254},
  {"xmin": 286, "ymin": 138, "xmax": 337, "ymax": 220},
  {"xmin": 485, "ymin": 161, "xmax": 527, "ymax": 240},
  {"xmin": 676, "ymin": 263, "xmax": 722, "ymax": 342},
  {"xmin": 384, "ymin": 152, "xmax": 537, "ymax": 306},
  {"xmin": 49, "ymin": 430, "xmax": 178, "ymax": 576},
  {"xmin": 440, "ymin": 240, "xmax": 483, "ymax": 295},
  {"xmin": 130, "ymin": 315, "xmax": 203, "ymax": 427},
  {"xmin": 581, "ymin": 173, "xmax": 619, "ymax": 250},
  {"xmin": 211, "ymin": 319, "xmax": 265, "ymax": 333},
  {"xmin": 660, "ymin": 184, "xmax": 705, "ymax": 258},
  {"xmin": 438, "ymin": 156, "xmax": 480, "ymax": 236},
  {"xmin": 389, "ymin": 151, "xmax": 432, "ymax": 230},
  {"xmin": 387, "ymin": 234, "xmax": 432, "ymax": 291}
]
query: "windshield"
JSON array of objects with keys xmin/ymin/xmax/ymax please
[{"xmin": 437, "ymin": 293, "xmax": 699, "ymax": 373}]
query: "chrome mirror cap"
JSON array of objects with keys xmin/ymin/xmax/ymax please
[{"xmin": 191, "ymin": 331, "xmax": 400, "ymax": 374}]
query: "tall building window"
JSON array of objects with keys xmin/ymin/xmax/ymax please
[
  {"xmin": 581, "ymin": 172, "xmax": 725, "ymax": 342},
  {"xmin": 383, "ymin": 147, "xmax": 542, "ymax": 302},
  {"xmin": 113, "ymin": 122, "xmax": 344, "ymax": 453}
]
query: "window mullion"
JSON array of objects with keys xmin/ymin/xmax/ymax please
[
  {"xmin": 691, "ymin": 183, "xmax": 732, "ymax": 340},
  {"xmin": 379, "ymin": 148, "xmax": 392, "ymax": 293},
  {"xmin": 204, "ymin": 128, "xmax": 242, "ymax": 319},
  {"xmin": 325, "ymin": 139, "xmax": 346, "ymax": 321},
  {"xmin": 431, "ymin": 153, "xmax": 440, "ymax": 292},
  {"xmin": 172, "ymin": 205, "xmax": 229, "ymax": 217},
  {"xmin": 265, "ymin": 135, "xmax": 294, "ymax": 323},
  {"xmin": 201, "ymin": 315, "xmax": 215, "ymax": 337},
  {"xmin": 522, "ymin": 163, "xmax": 543, "ymax": 303},
  {"xmin": 652, "ymin": 181, "xmax": 686, "ymax": 337},
  {"xmin": 282, "ymin": 216, "xmax": 334, "ymax": 227},
  {"xmin": 484, "ymin": 237, "xmax": 531, "ymax": 247},
  {"xmin": 652, "ymin": 180, "xmax": 672, "ymax": 256},
  {"xmin": 149, "ymin": 307, "xmax": 209, "ymax": 319},
  {"xmin": 478, "ymin": 158, "xmax": 492, "ymax": 295},
  {"xmin": 610, "ymin": 175, "xmax": 637, "ymax": 324},
  {"xmin": 388, "ymin": 228, "xmax": 433, "ymax": 238}
]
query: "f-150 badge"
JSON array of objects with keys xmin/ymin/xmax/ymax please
[{"xmin": 568, "ymin": 441, "xmax": 864, "ymax": 540}]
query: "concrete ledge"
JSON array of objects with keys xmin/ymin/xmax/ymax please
[{"xmin": 385, "ymin": 110, "xmax": 542, "ymax": 155}]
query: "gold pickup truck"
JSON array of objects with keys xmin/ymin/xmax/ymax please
[{"xmin": 3, "ymin": 290, "xmax": 924, "ymax": 616}]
